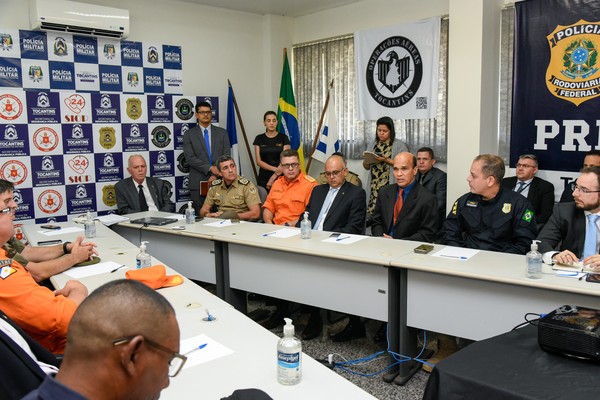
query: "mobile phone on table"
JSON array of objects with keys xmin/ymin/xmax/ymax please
[
  {"xmin": 414, "ymin": 244, "xmax": 434, "ymax": 254},
  {"xmin": 40, "ymin": 224, "xmax": 60, "ymax": 230},
  {"xmin": 585, "ymin": 273, "xmax": 600, "ymax": 283},
  {"xmin": 329, "ymin": 233, "xmax": 341, "ymax": 238},
  {"xmin": 37, "ymin": 240, "xmax": 62, "ymax": 246}
]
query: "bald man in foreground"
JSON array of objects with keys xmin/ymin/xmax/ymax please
[{"xmin": 23, "ymin": 279, "xmax": 182, "ymax": 399}]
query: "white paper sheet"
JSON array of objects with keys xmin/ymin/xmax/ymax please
[
  {"xmin": 431, "ymin": 247, "xmax": 479, "ymax": 261},
  {"xmin": 63, "ymin": 261, "xmax": 128, "ymax": 279},
  {"xmin": 261, "ymin": 228, "xmax": 300, "ymax": 238},
  {"xmin": 322, "ymin": 234, "xmax": 366, "ymax": 245},
  {"xmin": 204, "ymin": 219, "xmax": 234, "ymax": 227},
  {"xmin": 94, "ymin": 214, "xmax": 130, "ymax": 226},
  {"xmin": 38, "ymin": 227, "xmax": 84, "ymax": 236},
  {"xmin": 180, "ymin": 334, "xmax": 234, "ymax": 369}
]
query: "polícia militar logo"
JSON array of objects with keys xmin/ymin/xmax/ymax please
[
  {"xmin": 546, "ymin": 20, "xmax": 600, "ymax": 106},
  {"xmin": 366, "ymin": 36, "xmax": 423, "ymax": 108}
]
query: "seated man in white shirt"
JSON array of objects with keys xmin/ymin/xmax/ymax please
[
  {"xmin": 115, "ymin": 154, "xmax": 174, "ymax": 215},
  {"xmin": 538, "ymin": 166, "xmax": 600, "ymax": 268}
]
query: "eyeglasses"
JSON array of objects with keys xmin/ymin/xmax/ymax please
[
  {"xmin": 516, "ymin": 163, "xmax": 535, "ymax": 169},
  {"xmin": 113, "ymin": 336, "xmax": 187, "ymax": 377},
  {"xmin": 324, "ymin": 169, "xmax": 344, "ymax": 177},
  {"xmin": 196, "ymin": 111, "xmax": 212, "ymax": 115},
  {"xmin": 572, "ymin": 184, "xmax": 600, "ymax": 194},
  {"xmin": 0, "ymin": 207, "xmax": 16, "ymax": 215},
  {"xmin": 281, "ymin": 163, "xmax": 300, "ymax": 170}
]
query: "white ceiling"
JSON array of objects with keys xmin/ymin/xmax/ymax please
[{"xmin": 175, "ymin": 0, "xmax": 365, "ymax": 17}]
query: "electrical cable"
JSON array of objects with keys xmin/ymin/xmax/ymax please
[{"xmin": 511, "ymin": 312, "xmax": 544, "ymax": 331}]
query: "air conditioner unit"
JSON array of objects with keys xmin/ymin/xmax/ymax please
[{"xmin": 30, "ymin": 0, "xmax": 129, "ymax": 39}]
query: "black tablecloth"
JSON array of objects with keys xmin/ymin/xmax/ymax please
[{"xmin": 423, "ymin": 325, "xmax": 600, "ymax": 400}]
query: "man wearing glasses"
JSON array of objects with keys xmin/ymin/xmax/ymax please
[
  {"xmin": 183, "ymin": 101, "xmax": 231, "ymax": 213},
  {"xmin": 501, "ymin": 154, "xmax": 555, "ymax": 227},
  {"xmin": 538, "ymin": 166, "xmax": 600, "ymax": 269},
  {"xmin": 293, "ymin": 153, "xmax": 366, "ymax": 340},
  {"xmin": 22, "ymin": 279, "xmax": 183, "ymax": 399},
  {"xmin": 262, "ymin": 149, "xmax": 317, "ymax": 226},
  {"xmin": 559, "ymin": 150, "xmax": 600, "ymax": 203},
  {"xmin": 0, "ymin": 180, "xmax": 88, "ymax": 354}
]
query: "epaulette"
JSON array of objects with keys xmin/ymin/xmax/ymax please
[
  {"xmin": 238, "ymin": 177, "xmax": 249, "ymax": 185},
  {"xmin": 211, "ymin": 179, "xmax": 222, "ymax": 186},
  {"xmin": 304, "ymin": 175, "xmax": 316, "ymax": 182}
]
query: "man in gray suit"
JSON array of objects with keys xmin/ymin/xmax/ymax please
[
  {"xmin": 115, "ymin": 155, "xmax": 174, "ymax": 215},
  {"xmin": 182, "ymin": 101, "xmax": 231, "ymax": 213}
]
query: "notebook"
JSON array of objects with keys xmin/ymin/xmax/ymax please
[{"xmin": 130, "ymin": 217, "xmax": 178, "ymax": 226}]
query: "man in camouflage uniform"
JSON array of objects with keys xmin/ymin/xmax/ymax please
[{"xmin": 199, "ymin": 156, "xmax": 261, "ymax": 221}]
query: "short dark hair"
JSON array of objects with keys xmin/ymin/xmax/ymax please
[
  {"xmin": 474, "ymin": 154, "xmax": 505, "ymax": 183},
  {"xmin": 518, "ymin": 154, "xmax": 538, "ymax": 167},
  {"xmin": 263, "ymin": 111, "xmax": 277, "ymax": 121},
  {"xmin": 586, "ymin": 150, "xmax": 600, "ymax": 158},
  {"xmin": 195, "ymin": 101, "xmax": 212, "ymax": 112},
  {"xmin": 375, "ymin": 116, "xmax": 396, "ymax": 145},
  {"xmin": 216, "ymin": 155, "xmax": 235, "ymax": 171},
  {"xmin": 280, "ymin": 148, "xmax": 299, "ymax": 161},
  {"xmin": 581, "ymin": 166, "xmax": 600, "ymax": 188},
  {"xmin": 417, "ymin": 147, "xmax": 435, "ymax": 159},
  {"xmin": 0, "ymin": 179, "xmax": 14, "ymax": 195}
]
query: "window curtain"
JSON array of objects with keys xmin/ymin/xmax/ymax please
[
  {"xmin": 292, "ymin": 18, "xmax": 449, "ymax": 161},
  {"xmin": 499, "ymin": 6, "xmax": 515, "ymax": 162}
]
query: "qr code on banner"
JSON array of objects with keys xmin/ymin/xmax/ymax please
[{"xmin": 416, "ymin": 97, "xmax": 428, "ymax": 110}]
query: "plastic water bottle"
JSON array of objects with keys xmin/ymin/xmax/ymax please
[
  {"xmin": 300, "ymin": 211, "xmax": 311, "ymax": 239},
  {"xmin": 136, "ymin": 241, "xmax": 151, "ymax": 269},
  {"xmin": 185, "ymin": 201, "xmax": 195, "ymax": 224},
  {"xmin": 277, "ymin": 318, "xmax": 302, "ymax": 385},
  {"xmin": 526, "ymin": 239, "xmax": 542, "ymax": 279},
  {"xmin": 84, "ymin": 211, "xmax": 96, "ymax": 238}
]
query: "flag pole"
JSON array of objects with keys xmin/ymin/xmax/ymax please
[
  {"xmin": 228, "ymin": 79, "xmax": 258, "ymax": 182},
  {"xmin": 306, "ymin": 79, "xmax": 334, "ymax": 174}
]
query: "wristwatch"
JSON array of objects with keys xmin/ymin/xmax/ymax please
[{"xmin": 63, "ymin": 241, "xmax": 72, "ymax": 255}]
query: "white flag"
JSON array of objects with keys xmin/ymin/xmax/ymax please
[
  {"xmin": 355, "ymin": 17, "xmax": 440, "ymax": 120},
  {"xmin": 312, "ymin": 94, "xmax": 340, "ymax": 163}
]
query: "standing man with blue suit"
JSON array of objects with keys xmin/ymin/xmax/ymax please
[{"xmin": 183, "ymin": 101, "xmax": 230, "ymax": 214}]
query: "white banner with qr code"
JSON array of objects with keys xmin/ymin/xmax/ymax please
[{"xmin": 354, "ymin": 17, "xmax": 440, "ymax": 120}]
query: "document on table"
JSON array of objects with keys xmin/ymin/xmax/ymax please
[
  {"xmin": 38, "ymin": 227, "xmax": 84, "ymax": 236},
  {"xmin": 63, "ymin": 261, "xmax": 127, "ymax": 279},
  {"xmin": 204, "ymin": 219, "xmax": 235, "ymax": 227},
  {"xmin": 94, "ymin": 214, "xmax": 130, "ymax": 226},
  {"xmin": 166, "ymin": 213, "xmax": 186, "ymax": 220},
  {"xmin": 431, "ymin": 247, "xmax": 479, "ymax": 260},
  {"xmin": 322, "ymin": 234, "xmax": 366, "ymax": 245},
  {"xmin": 261, "ymin": 228, "xmax": 300, "ymax": 238},
  {"xmin": 181, "ymin": 334, "xmax": 234, "ymax": 369}
]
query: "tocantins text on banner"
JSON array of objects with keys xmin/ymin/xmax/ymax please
[
  {"xmin": 354, "ymin": 17, "xmax": 440, "ymax": 120},
  {"xmin": 512, "ymin": 0, "xmax": 600, "ymax": 198}
]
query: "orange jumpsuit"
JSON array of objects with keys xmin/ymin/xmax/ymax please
[{"xmin": 263, "ymin": 173, "xmax": 317, "ymax": 225}]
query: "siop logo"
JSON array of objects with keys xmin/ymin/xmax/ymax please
[
  {"xmin": 37, "ymin": 189, "xmax": 63, "ymax": 214},
  {"xmin": 1, "ymin": 160, "xmax": 27, "ymax": 185},
  {"xmin": 33, "ymin": 127, "xmax": 59, "ymax": 152},
  {"xmin": 68, "ymin": 155, "xmax": 89, "ymax": 174},
  {"xmin": 64, "ymin": 93, "xmax": 86, "ymax": 113},
  {"xmin": 0, "ymin": 94, "xmax": 23, "ymax": 121}
]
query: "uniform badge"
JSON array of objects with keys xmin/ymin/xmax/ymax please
[
  {"xmin": 522, "ymin": 209, "xmax": 533, "ymax": 223},
  {"xmin": 502, "ymin": 203, "xmax": 512, "ymax": 214},
  {"xmin": 0, "ymin": 265, "xmax": 16, "ymax": 280},
  {"xmin": 451, "ymin": 201, "xmax": 458, "ymax": 215},
  {"xmin": 126, "ymin": 98, "xmax": 142, "ymax": 120},
  {"xmin": 249, "ymin": 185, "xmax": 257, "ymax": 194},
  {"xmin": 466, "ymin": 201, "xmax": 478, "ymax": 207},
  {"xmin": 102, "ymin": 185, "xmax": 117, "ymax": 207}
]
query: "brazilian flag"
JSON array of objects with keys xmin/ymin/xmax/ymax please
[{"xmin": 277, "ymin": 52, "xmax": 305, "ymax": 172}]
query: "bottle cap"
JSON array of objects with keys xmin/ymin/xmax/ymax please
[
  {"xmin": 283, "ymin": 317, "xmax": 294, "ymax": 337},
  {"xmin": 531, "ymin": 239, "xmax": 540, "ymax": 251}
]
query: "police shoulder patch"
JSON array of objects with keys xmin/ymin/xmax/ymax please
[
  {"xmin": 0, "ymin": 265, "xmax": 16, "ymax": 280},
  {"xmin": 305, "ymin": 175, "xmax": 316, "ymax": 182},
  {"xmin": 451, "ymin": 200, "xmax": 458, "ymax": 215},
  {"xmin": 522, "ymin": 209, "xmax": 533, "ymax": 223},
  {"xmin": 211, "ymin": 179, "xmax": 222, "ymax": 186}
]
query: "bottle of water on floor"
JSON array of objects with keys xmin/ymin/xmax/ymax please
[{"xmin": 277, "ymin": 318, "xmax": 302, "ymax": 385}]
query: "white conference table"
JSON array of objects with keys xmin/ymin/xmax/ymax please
[{"xmin": 23, "ymin": 222, "xmax": 377, "ymax": 399}]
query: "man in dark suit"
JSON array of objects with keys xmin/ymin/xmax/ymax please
[
  {"xmin": 560, "ymin": 150, "xmax": 600, "ymax": 203},
  {"xmin": 372, "ymin": 152, "xmax": 439, "ymax": 241},
  {"xmin": 182, "ymin": 101, "xmax": 231, "ymax": 214},
  {"xmin": 0, "ymin": 309, "xmax": 60, "ymax": 400},
  {"xmin": 416, "ymin": 147, "xmax": 447, "ymax": 229},
  {"xmin": 115, "ymin": 154, "xmax": 174, "ymax": 215},
  {"xmin": 501, "ymin": 154, "xmax": 555, "ymax": 227},
  {"xmin": 295, "ymin": 154, "xmax": 366, "ymax": 340},
  {"xmin": 538, "ymin": 166, "xmax": 600, "ymax": 269}
]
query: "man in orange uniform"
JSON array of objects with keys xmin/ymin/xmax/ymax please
[
  {"xmin": 0, "ymin": 180, "xmax": 88, "ymax": 354},
  {"xmin": 263, "ymin": 149, "xmax": 316, "ymax": 226}
]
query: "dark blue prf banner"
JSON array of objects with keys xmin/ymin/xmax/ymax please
[{"xmin": 512, "ymin": 0, "xmax": 600, "ymax": 172}]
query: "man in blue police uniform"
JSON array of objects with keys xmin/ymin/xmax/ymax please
[{"xmin": 444, "ymin": 154, "xmax": 538, "ymax": 254}]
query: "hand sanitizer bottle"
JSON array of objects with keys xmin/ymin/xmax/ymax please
[
  {"xmin": 136, "ymin": 241, "xmax": 151, "ymax": 269},
  {"xmin": 277, "ymin": 318, "xmax": 302, "ymax": 385},
  {"xmin": 526, "ymin": 239, "xmax": 542, "ymax": 279},
  {"xmin": 84, "ymin": 211, "xmax": 96, "ymax": 238},
  {"xmin": 300, "ymin": 211, "xmax": 311, "ymax": 239},
  {"xmin": 185, "ymin": 201, "xmax": 195, "ymax": 224}
]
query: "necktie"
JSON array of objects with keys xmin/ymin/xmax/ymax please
[
  {"xmin": 203, "ymin": 128, "xmax": 212, "ymax": 164},
  {"xmin": 315, "ymin": 188, "xmax": 338, "ymax": 230},
  {"xmin": 138, "ymin": 184, "xmax": 148, "ymax": 212},
  {"xmin": 583, "ymin": 214, "xmax": 599, "ymax": 258},
  {"xmin": 515, "ymin": 181, "xmax": 526, "ymax": 194},
  {"xmin": 393, "ymin": 188, "xmax": 404, "ymax": 225}
]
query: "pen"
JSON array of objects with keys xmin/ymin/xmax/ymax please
[
  {"xmin": 579, "ymin": 273, "xmax": 588, "ymax": 281},
  {"xmin": 439, "ymin": 255, "xmax": 468, "ymax": 260},
  {"xmin": 205, "ymin": 309, "xmax": 215, "ymax": 321},
  {"xmin": 262, "ymin": 231, "xmax": 276, "ymax": 237},
  {"xmin": 336, "ymin": 235, "xmax": 350, "ymax": 241},
  {"xmin": 184, "ymin": 343, "xmax": 207, "ymax": 356},
  {"xmin": 110, "ymin": 264, "xmax": 127, "ymax": 273},
  {"xmin": 219, "ymin": 220, "xmax": 226, "ymax": 225}
]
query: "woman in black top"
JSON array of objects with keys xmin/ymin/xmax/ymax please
[{"xmin": 253, "ymin": 111, "xmax": 291, "ymax": 190}]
